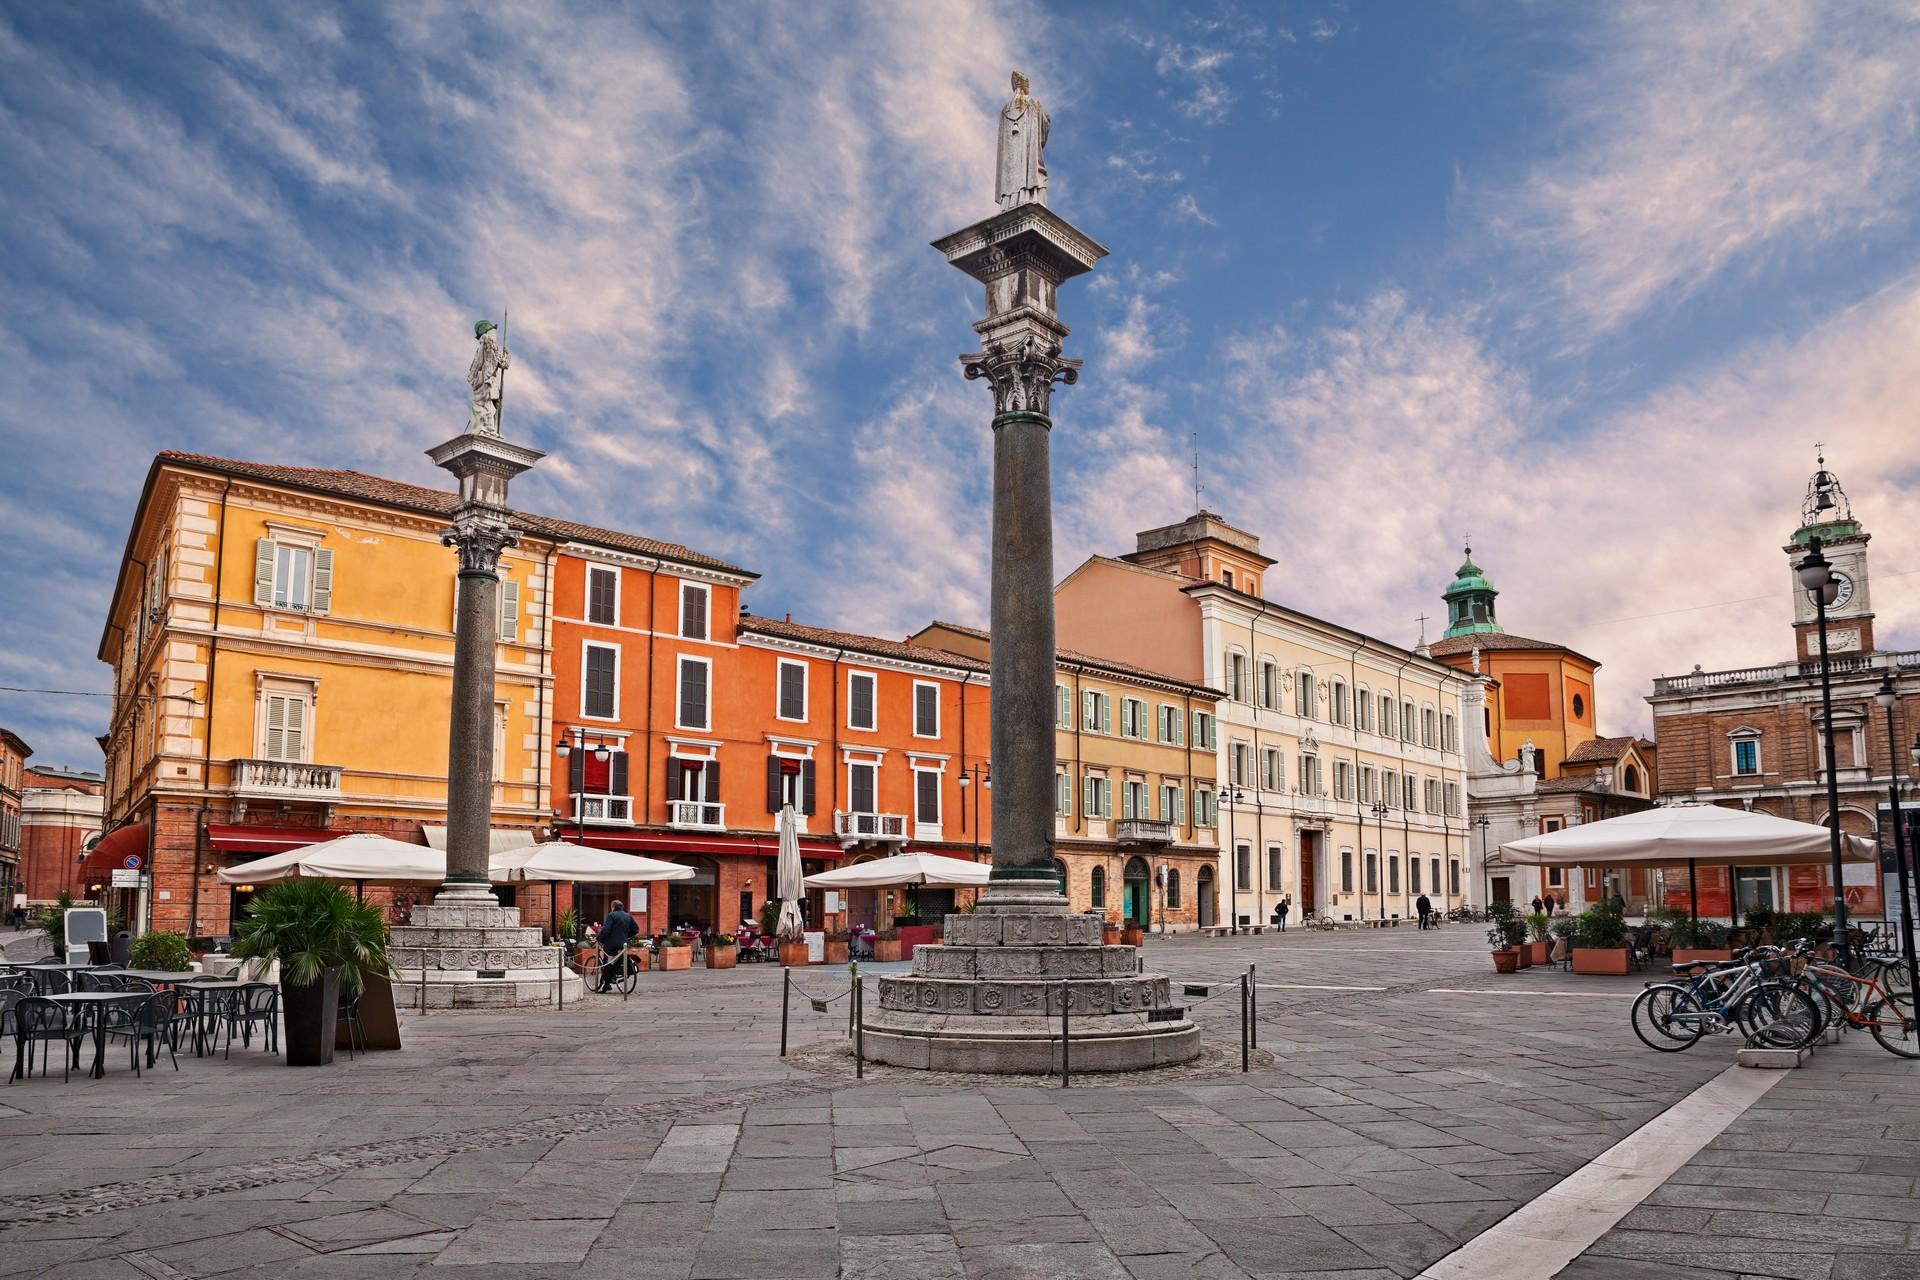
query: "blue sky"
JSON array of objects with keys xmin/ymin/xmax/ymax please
[{"xmin": 4, "ymin": 1, "xmax": 1919, "ymax": 767}]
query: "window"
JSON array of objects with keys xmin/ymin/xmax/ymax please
[
  {"xmin": 1571, "ymin": 693, "xmax": 1586, "ymax": 719},
  {"xmin": 1423, "ymin": 707, "xmax": 1437, "ymax": 747},
  {"xmin": 1260, "ymin": 661, "xmax": 1279, "ymax": 709},
  {"xmin": 1356, "ymin": 688, "xmax": 1373, "ymax": 733},
  {"xmin": 1299, "ymin": 753, "xmax": 1321, "ymax": 796},
  {"xmin": 1365, "ymin": 852, "xmax": 1378, "ymax": 893},
  {"xmin": 1388, "ymin": 855, "xmax": 1400, "ymax": 894},
  {"xmin": 1056, "ymin": 685, "xmax": 1073, "ymax": 729},
  {"xmin": 1261, "ymin": 748, "xmax": 1283, "ymax": 792},
  {"xmin": 848, "ymin": 761, "xmax": 877, "ymax": 813},
  {"xmin": 1403, "ymin": 699, "xmax": 1417, "ymax": 742},
  {"xmin": 1230, "ymin": 742, "xmax": 1251, "ymax": 787},
  {"xmin": 1235, "ymin": 843, "xmax": 1252, "ymax": 891},
  {"xmin": 1122, "ymin": 778, "xmax": 1149, "ymax": 820},
  {"xmin": 1330, "ymin": 680, "xmax": 1347, "ymax": 726},
  {"xmin": 1410, "ymin": 856, "xmax": 1421, "ymax": 894},
  {"xmin": 583, "ymin": 643, "xmax": 618, "ymax": 719},
  {"xmin": 914, "ymin": 770, "xmax": 941, "ymax": 826},
  {"xmin": 1445, "ymin": 782, "xmax": 1461, "ymax": 817},
  {"xmin": 1158, "ymin": 704, "xmax": 1183, "ymax": 744},
  {"xmin": 1404, "ymin": 773, "xmax": 1418, "ymax": 810},
  {"xmin": 1194, "ymin": 789, "xmax": 1216, "ymax": 828},
  {"xmin": 1082, "ymin": 774, "xmax": 1112, "ymax": 819},
  {"xmin": 1228, "ymin": 651, "xmax": 1248, "ymax": 702},
  {"xmin": 1449, "ymin": 859, "xmax": 1461, "ymax": 894},
  {"xmin": 1442, "ymin": 712, "xmax": 1457, "ymax": 752},
  {"xmin": 1057, "ymin": 771, "xmax": 1073, "ymax": 816},
  {"xmin": 1296, "ymin": 671, "xmax": 1316, "ymax": 719},
  {"xmin": 253, "ymin": 537, "xmax": 334, "ymax": 614},
  {"xmin": 848, "ymin": 671, "xmax": 877, "ymax": 731},
  {"xmin": 454, "ymin": 575, "xmax": 522, "ymax": 643},
  {"xmin": 1547, "ymin": 865, "xmax": 1564, "ymax": 888},
  {"xmin": 1091, "ymin": 866, "xmax": 1106, "ymax": 908},
  {"xmin": 1380, "ymin": 693, "xmax": 1395, "ymax": 739},
  {"xmin": 586, "ymin": 565, "xmax": 618, "ymax": 625},
  {"xmin": 1341, "ymin": 848, "xmax": 1354, "ymax": 893},
  {"xmin": 1193, "ymin": 711, "xmax": 1216, "ymax": 750},
  {"xmin": 1160, "ymin": 783, "xmax": 1184, "ymax": 825},
  {"xmin": 1733, "ymin": 738, "xmax": 1761, "ymax": 776},
  {"xmin": 1121, "ymin": 697, "xmax": 1147, "ymax": 739},
  {"xmin": 274, "ymin": 542, "xmax": 311, "ymax": 611},
  {"xmin": 676, "ymin": 656, "xmax": 710, "ymax": 730},
  {"xmin": 1084, "ymin": 690, "xmax": 1112, "ymax": 734},
  {"xmin": 1222, "ymin": 568, "xmax": 1234, "ymax": 588},
  {"xmin": 1360, "ymin": 765, "xmax": 1376, "ymax": 804},
  {"xmin": 1166, "ymin": 868, "xmax": 1181, "ymax": 908},
  {"xmin": 1267, "ymin": 844, "xmax": 1283, "ymax": 890},
  {"xmin": 1623, "ymin": 763, "xmax": 1642, "ymax": 793},
  {"xmin": 260, "ymin": 691, "xmax": 309, "ymax": 762},
  {"xmin": 766, "ymin": 755, "xmax": 814, "ymax": 814},
  {"xmin": 678, "ymin": 581, "xmax": 709, "ymax": 640},
  {"xmin": 777, "ymin": 660, "xmax": 808, "ymax": 721},
  {"xmin": 913, "ymin": 682, "xmax": 940, "ymax": 738},
  {"xmin": 1334, "ymin": 760, "xmax": 1352, "ymax": 801},
  {"xmin": 1431, "ymin": 858, "xmax": 1441, "ymax": 895},
  {"xmin": 1425, "ymin": 778, "xmax": 1442, "ymax": 813}
]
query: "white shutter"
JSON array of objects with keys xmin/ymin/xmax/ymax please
[
  {"xmin": 1083, "ymin": 775, "xmax": 1095, "ymax": 816},
  {"xmin": 284, "ymin": 697, "xmax": 305, "ymax": 760},
  {"xmin": 265, "ymin": 695, "xmax": 286, "ymax": 760},
  {"xmin": 499, "ymin": 579, "xmax": 520, "ymax": 642},
  {"xmin": 310, "ymin": 548, "xmax": 333, "ymax": 615},
  {"xmin": 254, "ymin": 538, "xmax": 276, "ymax": 607}
]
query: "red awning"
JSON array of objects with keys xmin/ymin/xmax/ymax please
[
  {"xmin": 80, "ymin": 823, "xmax": 149, "ymax": 875},
  {"xmin": 206, "ymin": 824, "xmax": 339, "ymax": 856},
  {"xmin": 558, "ymin": 828, "xmax": 847, "ymax": 861}
]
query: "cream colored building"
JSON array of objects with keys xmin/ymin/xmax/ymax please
[{"xmin": 1056, "ymin": 512, "xmax": 1473, "ymax": 926}]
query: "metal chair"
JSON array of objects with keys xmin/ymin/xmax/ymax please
[
  {"xmin": 9, "ymin": 997, "xmax": 84, "ymax": 1083},
  {"xmin": 224, "ymin": 984, "xmax": 280, "ymax": 1058},
  {"xmin": 0, "ymin": 988, "xmax": 23, "ymax": 1039},
  {"xmin": 105, "ymin": 991, "xmax": 179, "ymax": 1076},
  {"xmin": 336, "ymin": 991, "xmax": 366, "ymax": 1059}
]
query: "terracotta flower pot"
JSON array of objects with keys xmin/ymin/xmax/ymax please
[
  {"xmin": 627, "ymin": 947, "xmax": 651, "ymax": 972},
  {"xmin": 1671, "ymin": 948, "xmax": 1732, "ymax": 967},
  {"xmin": 657, "ymin": 946, "xmax": 691, "ymax": 971},
  {"xmin": 1571, "ymin": 947, "xmax": 1630, "ymax": 975},
  {"xmin": 1121, "ymin": 925, "xmax": 1146, "ymax": 947},
  {"xmin": 1514, "ymin": 945, "xmax": 1533, "ymax": 969},
  {"xmin": 826, "ymin": 939, "xmax": 849, "ymax": 964},
  {"xmin": 1491, "ymin": 948, "xmax": 1520, "ymax": 974},
  {"xmin": 779, "ymin": 941, "xmax": 810, "ymax": 967},
  {"xmin": 1526, "ymin": 941, "xmax": 1551, "ymax": 965},
  {"xmin": 872, "ymin": 938, "xmax": 901, "ymax": 962},
  {"xmin": 1102, "ymin": 923, "xmax": 1122, "ymax": 946},
  {"xmin": 705, "ymin": 945, "xmax": 737, "ymax": 969}
]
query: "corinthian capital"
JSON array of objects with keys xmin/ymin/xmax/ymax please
[
  {"xmin": 443, "ymin": 510, "xmax": 520, "ymax": 574},
  {"xmin": 961, "ymin": 334, "xmax": 1084, "ymax": 418}
]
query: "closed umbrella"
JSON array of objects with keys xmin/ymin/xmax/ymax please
[{"xmin": 776, "ymin": 804, "xmax": 805, "ymax": 942}]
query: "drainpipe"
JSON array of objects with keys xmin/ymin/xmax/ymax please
[
  {"xmin": 1391, "ymin": 648, "xmax": 1418, "ymax": 920},
  {"xmin": 642, "ymin": 557, "xmax": 659, "ymax": 823},
  {"xmin": 533, "ymin": 539, "xmax": 557, "ymax": 827},
  {"xmin": 189, "ymin": 479, "xmax": 233, "ymax": 941}
]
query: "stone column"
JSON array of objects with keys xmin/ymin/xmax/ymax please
[{"xmin": 938, "ymin": 207, "xmax": 1107, "ymax": 912}]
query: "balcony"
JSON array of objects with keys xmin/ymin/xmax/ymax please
[
  {"xmin": 834, "ymin": 810, "xmax": 907, "ymax": 847},
  {"xmin": 576, "ymin": 793, "xmax": 635, "ymax": 825},
  {"xmin": 1116, "ymin": 819, "xmax": 1173, "ymax": 846},
  {"xmin": 667, "ymin": 799, "xmax": 725, "ymax": 831},
  {"xmin": 228, "ymin": 759, "xmax": 341, "ymax": 820}
]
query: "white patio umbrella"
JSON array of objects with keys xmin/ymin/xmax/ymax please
[
  {"xmin": 212, "ymin": 845, "xmax": 313, "ymax": 885},
  {"xmin": 489, "ymin": 843, "xmax": 696, "ymax": 884},
  {"xmin": 803, "ymin": 851, "xmax": 991, "ymax": 890},
  {"xmin": 776, "ymin": 804, "xmax": 806, "ymax": 942},
  {"xmin": 295, "ymin": 832, "xmax": 449, "ymax": 882}
]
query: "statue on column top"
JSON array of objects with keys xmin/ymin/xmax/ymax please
[
  {"xmin": 995, "ymin": 71, "xmax": 1049, "ymax": 211},
  {"xmin": 467, "ymin": 319, "xmax": 510, "ymax": 436}
]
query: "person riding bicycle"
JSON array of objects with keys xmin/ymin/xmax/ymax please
[{"xmin": 596, "ymin": 900, "xmax": 638, "ymax": 992}]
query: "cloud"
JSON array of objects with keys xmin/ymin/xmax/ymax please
[
  {"xmin": 1172, "ymin": 192, "xmax": 1216, "ymax": 226},
  {"xmin": 1495, "ymin": 0, "xmax": 1920, "ymax": 338},
  {"xmin": 1143, "ymin": 40, "xmax": 1235, "ymax": 123}
]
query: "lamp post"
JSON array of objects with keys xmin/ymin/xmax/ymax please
[
  {"xmin": 1798, "ymin": 537, "xmax": 1851, "ymax": 966},
  {"xmin": 957, "ymin": 764, "xmax": 991, "ymax": 856},
  {"xmin": 1873, "ymin": 674, "xmax": 1920, "ymax": 998},
  {"xmin": 1223, "ymin": 784, "xmax": 1246, "ymax": 933},
  {"xmin": 1370, "ymin": 800, "xmax": 1389, "ymax": 921},
  {"xmin": 1475, "ymin": 814, "xmax": 1493, "ymax": 913}
]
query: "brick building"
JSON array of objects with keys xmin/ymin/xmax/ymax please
[
  {"xmin": 20, "ymin": 766, "xmax": 106, "ymax": 907},
  {"xmin": 1648, "ymin": 459, "xmax": 1912, "ymax": 919},
  {"xmin": 0, "ymin": 729, "xmax": 25, "ymax": 909}
]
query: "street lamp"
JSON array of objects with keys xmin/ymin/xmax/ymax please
[
  {"xmin": 1475, "ymin": 813, "xmax": 1493, "ymax": 913},
  {"xmin": 1369, "ymin": 801, "xmax": 1389, "ymax": 921},
  {"xmin": 957, "ymin": 764, "xmax": 991, "ymax": 855},
  {"xmin": 1798, "ymin": 537, "xmax": 1852, "ymax": 966},
  {"xmin": 1873, "ymin": 674, "xmax": 1920, "ymax": 998},
  {"xmin": 1223, "ymin": 785, "xmax": 1246, "ymax": 933}
]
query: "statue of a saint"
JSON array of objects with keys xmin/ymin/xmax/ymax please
[
  {"xmin": 995, "ymin": 71, "xmax": 1048, "ymax": 211},
  {"xmin": 467, "ymin": 319, "xmax": 510, "ymax": 436}
]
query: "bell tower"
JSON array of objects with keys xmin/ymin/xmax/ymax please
[
  {"xmin": 1788, "ymin": 454, "xmax": 1873, "ymax": 659},
  {"xmin": 1442, "ymin": 545, "xmax": 1502, "ymax": 639}
]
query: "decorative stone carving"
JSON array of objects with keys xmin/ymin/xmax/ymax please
[
  {"xmin": 467, "ymin": 320, "xmax": 510, "ymax": 436},
  {"xmin": 443, "ymin": 516, "xmax": 519, "ymax": 575},
  {"xmin": 995, "ymin": 72, "xmax": 1049, "ymax": 211},
  {"xmin": 962, "ymin": 334, "xmax": 1082, "ymax": 418}
]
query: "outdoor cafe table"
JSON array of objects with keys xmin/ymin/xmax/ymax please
[
  {"xmin": 116, "ymin": 969, "xmax": 211, "ymax": 985},
  {"xmin": 43, "ymin": 991, "xmax": 146, "ymax": 1079},
  {"xmin": 176, "ymin": 981, "xmax": 249, "ymax": 1057},
  {"xmin": 8, "ymin": 961, "xmax": 103, "ymax": 993}
]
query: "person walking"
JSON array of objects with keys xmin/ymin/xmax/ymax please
[
  {"xmin": 596, "ymin": 900, "xmax": 638, "ymax": 992},
  {"xmin": 1543, "ymin": 892, "xmax": 1556, "ymax": 916},
  {"xmin": 1416, "ymin": 892, "xmax": 1433, "ymax": 931},
  {"xmin": 1530, "ymin": 894, "xmax": 1544, "ymax": 915}
]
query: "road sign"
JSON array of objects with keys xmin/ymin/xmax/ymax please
[
  {"xmin": 111, "ymin": 869, "xmax": 143, "ymax": 889},
  {"xmin": 122, "ymin": 854, "xmax": 143, "ymax": 870}
]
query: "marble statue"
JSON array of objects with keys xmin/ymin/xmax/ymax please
[
  {"xmin": 995, "ymin": 71, "xmax": 1048, "ymax": 210},
  {"xmin": 467, "ymin": 319, "xmax": 510, "ymax": 436}
]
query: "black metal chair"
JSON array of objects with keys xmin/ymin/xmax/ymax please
[
  {"xmin": 0, "ymin": 988, "xmax": 23, "ymax": 1039},
  {"xmin": 337, "ymin": 991, "xmax": 366, "ymax": 1059},
  {"xmin": 224, "ymin": 984, "xmax": 279, "ymax": 1058},
  {"xmin": 9, "ymin": 997, "xmax": 84, "ymax": 1083},
  {"xmin": 105, "ymin": 990, "xmax": 179, "ymax": 1076}
]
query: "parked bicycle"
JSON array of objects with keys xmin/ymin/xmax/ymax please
[
  {"xmin": 1629, "ymin": 950, "xmax": 1820, "ymax": 1053},
  {"xmin": 1779, "ymin": 940, "xmax": 1917, "ymax": 1059}
]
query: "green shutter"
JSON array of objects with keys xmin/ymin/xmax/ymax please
[
  {"xmin": 254, "ymin": 538, "xmax": 276, "ymax": 607},
  {"xmin": 499, "ymin": 578, "xmax": 519, "ymax": 642},
  {"xmin": 310, "ymin": 548, "xmax": 333, "ymax": 615}
]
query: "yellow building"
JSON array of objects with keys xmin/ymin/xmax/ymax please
[
  {"xmin": 910, "ymin": 622, "xmax": 1223, "ymax": 932},
  {"xmin": 96, "ymin": 452, "xmax": 561, "ymax": 938}
]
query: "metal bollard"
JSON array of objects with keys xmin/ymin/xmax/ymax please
[
  {"xmin": 854, "ymin": 976, "xmax": 865, "ymax": 1080},
  {"xmin": 1239, "ymin": 971, "xmax": 1250, "ymax": 1073},
  {"xmin": 1248, "ymin": 962, "xmax": 1257, "ymax": 1050},
  {"xmin": 849, "ymin": 961, "xmax": 859, "ymax": 1038},
  {"xmin": 556, "ymin": 945, "xmax": 563, "ymax": 1012},
  {"xmin": 780, "ymin": 967, "xmax": 791, "ymax": 1058},
  {"xmin": 1060, "ymin": 979, "xmax": 1071, "ymax": 1088}
]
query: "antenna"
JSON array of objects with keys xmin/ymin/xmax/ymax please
[{"xmin": 1191, "ymin": 431, "xmax": 1203, "ymax": 514}]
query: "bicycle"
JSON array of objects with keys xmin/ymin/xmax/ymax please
[
  {"xmin": 569, "ymin": 944, "xmax": 639, "ymax": 999},
  {"xmin": 1629, "ymin": 951, "xmax": 1820, "ymax": 1053},
  {"xmin": 1300, "ymin": 909, "xmax": 1338, "ymax": 932},
  {"xmin": 1782, "ymin": 943, "xmax": 1917, "ymax": 1059}
]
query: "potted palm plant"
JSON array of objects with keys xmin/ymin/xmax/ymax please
[
  {"xmin": 1486, "ymin": 900, "xmax": 1523, "ymax": 973},
  {"xmin": 231, "ymin": 878, "xmax": 393, "ymax": 1066},
  {"xmin": 1524, "ymin": 913, "xmax": 1552, "ymax": 966},
  {"xmin": 704, "ymin": 933, "xmax": 738, "ymax": 969},
  {"xmin": 1570, "ymin": 899, "xmax": 1631, "ymax": 974}
]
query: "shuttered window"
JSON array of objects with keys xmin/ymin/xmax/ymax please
[
  {"xmin": 915, "ymin": 771, "xmax": 940, "ymax": 824},
  {"xmin": 848, "ymin": 762, "xmax": 876, "ymax": 813},
  {"xmin": 263, "ymin": 694, "xmax": 307, "ymax": 762},
  {"xmin": 913, "ymin": 682, "xmax": 939, "ymax": 737},
  {"xmin": 1056, "ymin": 772, "xmax": 1072, "ymax": 816},
  {"xmin": 777, "ymin": 661, "xmax": 807, "ymax": 721},
  {"xmin": 583, "ymin": 644, "xmax": 617, "ymax": 718},
  {"xmin": 848, "ymin": 672, "xmax": 876, "ymax": 730},
  {"xmin": 586, "ymin": 566, "xmax": 618, "ymax": 625},
  {"xmin": 1055, "ymin": 685, "xmax": 1072, "ymax": 729},
  {"xmin": 254, "ymin": 538, "xmax": 332, "ymax": 613},
  {"xmin": 677, "ymin": 657, "xmax": 710, "ymax": 730},
  {"xmin": 679, "ymin": 582, "xmax": 709, "ymax": 640},
  {"xmin": 452, "ymin": 575, "xmax": 517, "ymax": 640}
]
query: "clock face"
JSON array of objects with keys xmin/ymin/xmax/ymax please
[{"xmin": 1808, "ymin": 571, "xmax": 1855, "ymax": 609}]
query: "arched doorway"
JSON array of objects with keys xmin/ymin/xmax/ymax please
[
  {"xmin": 1123, "ymin": 857, "xmax": 1151, "ymax": 927},
  {"xmin": 1197, "ymin": 865, "xmax": 1216, "ymax": 927}
]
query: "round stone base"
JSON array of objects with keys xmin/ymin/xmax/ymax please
[
  {"xmin": 861, "ymin": 1009, "xmax": 1201, "ymax": 1073},
  {"xmin": 392, "ymin": 967, "xmax": 583, "ymax": 1010}
]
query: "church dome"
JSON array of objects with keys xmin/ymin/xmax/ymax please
[{"xmin": 1442, "ymin": 545, "xmax": 1503, "ymax": 637}]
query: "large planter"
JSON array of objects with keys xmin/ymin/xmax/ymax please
[
  {"xmin": 1491, "ymin": 948, "xmax": 1520, "ymax": 974},
  {"xmin": 1525, "ymin": 941, "xmax": 1551, "ymax": 965},
  {"xmin": 825, "ymin": 939, "xmax": 850, "ymax": 965},
  {"xmin": 705, "ymin": 945, "xmax": 737, "ymax": 970},
  {"xmin": 283, "ymin": 969, "xmax": 340, "ymax": 1067},
  {"xmin": 872, "ymin": 937, "xmax": 902, "ymax": 962},
  {"xmin": 1102, "ymin": 922, "xmax": 1123, "ymax": 946},
  {"xmin": 1121, "ymin": 925, "xmax": 1146, "ymax": 948},
  {"xmin": 657, "ymin": 946, "xmax": 692, "ymax": 971},
  {"xmin": 1671, "ymin": 948, "xmax": 1733, "ymax": 968},
  {"xmin": 627, "ymin": 947, "xmax": 652, "ymax": 972},
  {"xmin": 779, "ymin": 941, "xmax": 810, "ymax": 967},
  {"xmin": 1514, "ymin": 945, "xmax": 1533, "ymax": 969},
  {"xmin": 1571, "ymin": 947, "xmax": 1630, "ymax": 975}
]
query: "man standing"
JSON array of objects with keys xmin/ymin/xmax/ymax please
[
  {"xmin": 1273, "ymin": 896, "xmax": 1290, "ymax": 932},
  {"xmin": 1416, "ymin": 892, "xmax": 1433, "ymax": 931},
  {"xmin": 597, "ymin": 900, "xmax": 638, "ymax": 992}
]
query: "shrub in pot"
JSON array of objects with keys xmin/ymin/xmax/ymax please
[
  {"xmin": 1670, "ymin": 918, "xmax": 1731, "ymax": 965},
  {"xmin": 825, "ymin": 934, "xmax": 850, "ymax": 964},
  {"xmin": 1486, "ymin": 901, "xmax": 1525, "ymax": 972},
  {"xmin": 778, "ymin": 931, "xmax": 810, "ymax": 966},
  {"xmin": 657, "ymin": 933, "xmax": 692, "ymax": 971},
  {"xmin": 231, "ymin": 878, "xmax": 392, "ymax": 1066},
  {"xmin": 1121, "ymin": 921, "xmax": 1146, "ymax": 947},
  {"xmin": 705, "ymin": 933, "xmax": 738, "ymax": 969},
  {"xmin": 1524, "ymin": 913, "xmax": 1552, "ymax": 965},
  {"xmin": 1102, "ymin": 912, "xmax": 1123, "ymax": 946},
  {"xmin": 1570, "ymin": 898, "xmax": 1631, "ymax": 974},
  {"xmin": 128, "ymin": 930, "xmax": 194, "ymax": 972}
]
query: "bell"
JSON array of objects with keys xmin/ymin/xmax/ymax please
[{"xmin": 1814, "ymin": 488, "xmax": 1835, "ymax": 512}]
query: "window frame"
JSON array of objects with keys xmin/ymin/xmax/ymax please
[
  {"xmin": 846, "ymin": 669, "xmax": 879, "ymax": 732},
  {"xmin": 912, "ymin": 680, "xmax": 941, "ymax": 739},
  {"xmin": 1732, "ymin": 737, "xmax": 1761, "ymax": 777},
  {"xmin": 846, "ymin": 760, "xmax": 878, "ymax": 814},
  {"xmin": 913, "ymin": 767, "xmax": 942, "ymax": 827},
  {"xmin": 776, "ymin": 659, "xmax": 809, "ymax": 723},
  {"xmin": 581, "ymin": 640, "xmax": 620, "ymax": 721},
  {"xmin": 677, "ymin": 580, "xmax": 711, "ymax": 641},
  {"xmin": 674, "ymin": 654, "xmax": 712, "ymax": 731},
  {"xmin": 585, "ymin": 564, "xmax": 620, "ymax": 627}
]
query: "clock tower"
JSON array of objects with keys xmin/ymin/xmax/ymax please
[{"xmin": 1787, "ymin": 455, "xmax": 1874, "ymax": 660}]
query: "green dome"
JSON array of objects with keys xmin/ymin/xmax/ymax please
[{"xmin": 1442, "ymin": 547, "xmax": 1502, "ymax": 637}]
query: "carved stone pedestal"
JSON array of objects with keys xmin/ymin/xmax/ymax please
[
  {"xmin": 861, "ymin": 911, "xmax": 1200, "ymax": 1073},
  {"xmin": 388, "ymin": 898, "xmax": 580, "ymax": 1010}
]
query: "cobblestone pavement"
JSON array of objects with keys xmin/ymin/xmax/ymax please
[{"xmin": 2, "ymin": 924, "xmax": 1906, "ymax": 1278}]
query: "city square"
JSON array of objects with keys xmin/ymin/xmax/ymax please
[{"xmin": 2, "ymin": 4, "xmax": 1919, "ymax": 1278}]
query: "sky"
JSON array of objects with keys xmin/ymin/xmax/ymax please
[{"xmin": 3, "ymin": 0, "xmax": 1919, "ymax": 769}]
